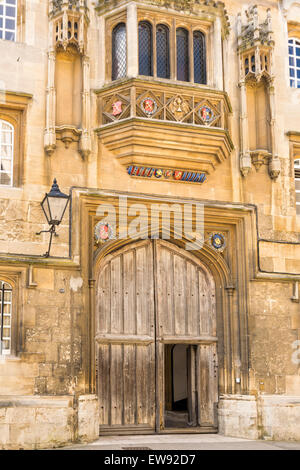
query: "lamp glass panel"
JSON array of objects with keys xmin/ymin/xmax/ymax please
[{"xmin": 47, "ymin": 195, "xmax": 68, "ymax": 224}]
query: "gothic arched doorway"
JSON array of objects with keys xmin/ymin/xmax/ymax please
[{"xmin": 95, "ymin": 239, "xmax": 218, "ymax": 434}]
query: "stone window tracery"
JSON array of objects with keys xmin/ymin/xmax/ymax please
[{"xmin": 109, "ymin": 13, "xmax": 208, "ymax": 86}]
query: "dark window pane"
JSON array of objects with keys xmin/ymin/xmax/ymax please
[
  {"xmin": 0, "ymin": 6, "xmax": 3, "ymax": 15},
  {"xmin": 297, "ymin": 81, "xmax": 300, "ymax": 88},
  {"xmin": 289, "ymin": 57, "xmax": 294, "ymax": 66},
  {"xmin": 0, "ymin": 19, "xmax": 2, "ymax": 28},
  {"xmin": 193, "ymin": 30, "xmax": 206, "ymax": 84},
  {"xmin": 289, "ymin": 46, "xmax": 294, "ymax": 55},
  {"xmin": 156, "ymin": 24, "xmax": 170, "ymax": 79},
  {"xmin": 290, "ymin": 79, "xmax": 295, "ymax": 87},
  {"xmin": 297, "ymin": 59, "xmax": 300, "ymax": 67},
  {"xmin": 176, "ymin": 28, "xmax": 189, "ymax": 82},
  {"xmin": 112, "ymin": 23, "xmax": 127, "ymax": 81},
  {"xmin": 0, "ymin": 31, "xmax": 2, "ymax": 39},
  {"xmin": 7, "ymin": 0, "xmax": 16, "ymax": 4},
  {"xmin": 138, "ymin": 21, "xmax": 152, "ymax": 76},
  {"xmin": 296, "ymin": 47, "xmax": 300, "ymax": 57},
  {"xmin": 290, "ymin": 68, "xmax": 295, "ymax": 77}
]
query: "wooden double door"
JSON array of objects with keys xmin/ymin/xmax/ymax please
[{"xmin": 95, "ymin": 240, "xmax": 218, "ymax": 434}]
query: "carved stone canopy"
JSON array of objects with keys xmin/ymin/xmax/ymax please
[
  {"xmin": 237, "ymin": 5, "xmax": 274, "ymax": 51},
  {"xmin": 95, "ymin": 0, "xmax": 231, "ymax": 35},
  {"xmin": 50, "ymin": 1, "xmax": 88, "ymax": 16}
]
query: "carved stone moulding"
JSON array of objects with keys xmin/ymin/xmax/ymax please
[
  {"xmin": 50, "ymin": 0, "xmax": 89, "ymax": 55},
  {"xmin": 55, "ymin": 125, "xmax": 82, "ymax": 149},
  {"xmin": 96, "ymin": 117, "xmax": 234, "ymax": 176},
  {"xmin": 94, "ymin": 0, "xmax": 231, "ymax": 35},
  {"xmin": 240, "ymin": 150, "xmax": 281, "ymax": 180}
]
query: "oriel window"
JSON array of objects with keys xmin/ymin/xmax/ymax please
[
  {"xmin": 138, "ymin": 21, "xmax": 153, "ymax": 76},
  {"xmin": 176, "ymin": 28, "xmax": 189, "ymax": 82},
  {"xmin": 156, "ymin": 24, "xmax": 170, "ymax": 79},
  {"xmin": 112, "ymin": 23, "xmax": 127, "ymax": 81}
]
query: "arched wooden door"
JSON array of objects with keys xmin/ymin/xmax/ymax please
[{"xmin": 95, "ymin": 239, "xmax": 218, "ymax": 434}]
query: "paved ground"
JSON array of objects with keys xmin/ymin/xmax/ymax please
[{"xmin": 59, "ymin": 434, "xmax": 300, "ymax": 451}]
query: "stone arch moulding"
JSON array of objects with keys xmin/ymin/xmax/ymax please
[{"xmin": 90, "ymin": 226, "xmax": 249, "ymax": 401}]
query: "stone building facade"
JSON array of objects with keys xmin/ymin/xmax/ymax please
[{"xmin": 0, "ymin": 0, "xmax": 300, "ymax": 449}]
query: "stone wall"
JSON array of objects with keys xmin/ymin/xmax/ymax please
[
  {"xmin": 0, "ymin": 395, "xmax": 99, "ymax": 450},
  {"xmin": 248, "ymin": 281, "xmax": 300, "ymax": 396},
  {"xmin": 219, "ymin": 395, "xmax": 300, "ymax": 441}
]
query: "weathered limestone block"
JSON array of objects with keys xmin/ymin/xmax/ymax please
[
  {"xmin": 260, "ymin": 396, "xmax": 300, "ymax": 441},
  {"xmin": 77, "ymin": 395, "xmax": 99, "ymax": 443},
  {"xmin": 0, "ymin": 395, "xmax": 98, "ymax": 449},
  {"xmin": 218, "ymin": 395, "xmax": 259, "ymax": 440}
]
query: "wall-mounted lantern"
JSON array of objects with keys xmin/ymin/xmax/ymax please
[{"xmin": 36, "ymin": 179, "xmax": 70, "ymax": 257}]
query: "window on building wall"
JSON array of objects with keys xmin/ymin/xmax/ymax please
[
  {"xmin": 289, "ymin": 38, "xmax": 300, "ymax": 88},
  {"xmin": 139, "ymin": 21, "xmax": 153, "ymax": 76},
  {"xmin": 193, "ymin": 31, "xmax": 207, "ymax": 84},
  {"xmin": 112, "ymin": 23, "xmax": 127, "ymax": 81},
  {"xmin": 0, "ymin": 0, "xmax": 17, "ymax": 42},
  {"xmin": 0, "ymin": 280, "xmax": 12, "ymax": 355},
  {"xmin": 176, "ymin": 28, "xmax": 189, "ymax": 82},
  {"xmin": 156, "ymin": 24, "xmax": 170, "ymax": 79},
  {"xmin": 110, "ymin": 18, "xmax": 207, "ymax": 85},
  {"xmin": 295, "ymin": 159, "xmax": 300, "ymax": 215},
  {"xmin": 0, "ymin": 119, "xmax": 14, "ymax": 186}
]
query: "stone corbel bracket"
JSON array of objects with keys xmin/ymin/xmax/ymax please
[{"xmin": 55, "ymin": 125, "xmax": 82, "ymax": 149}]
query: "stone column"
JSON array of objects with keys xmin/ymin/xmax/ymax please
[
  {"xmin": 127, "ymin": 3, "xmax": 138, "ymax": 78},
  {"xmin": 44, "ymin": 47, "xmax": 56, "ymax": 156},
  {"xmin": 268, "ymin": 80, "xmax": 281, "ymax": 180},
  {"xmin": 239, "ymin": 78, "xmax": 251, "ymax": 176},
  {"xmin": 213, "ymin": 16, "xmax": 223, "ymax": 90},
  {"xmin": 97, "ymin": 14, "xmax": 106, "ymax": 87},
  {"xmin": 79, "ymin": 56, "xmax": 92, "ymax": 160}
]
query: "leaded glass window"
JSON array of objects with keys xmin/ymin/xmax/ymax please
[
  {"xmin": 112, "ymin": 23, "xmax": 127, "ymax": 81},
  {"xmin": 0, "ymin": 281, "xmax": 12, "ymax": 355},
  {"xmin": 156, "ymin": 24, "xmax": 170, "ymax": 79},
  {"xmin": 193, "ymin": 31, "xmax": 206, "ymax": 84},
  {"xmin": 0, "ymin": 0, "xmax": 17, "ymax": 41},
  {"xmin": 138, "ymin": 21, "xmax": 153, "ymax": 77},
  {"xmin": 295, "ymin": 159, "xmax": 300, "ymax": 215},
  {"xmin": 289, "ymin": 38, "xmax": 300, "ymax": 89},
  {"xmin": 176, "ymin": 28, "xmax": 189, "ymax": 82},
  {"xmin": 0, "ymin": 119, "xmax": 14, "ymax": 186}
]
